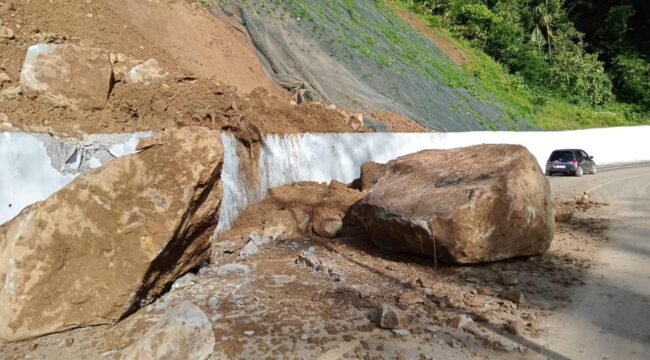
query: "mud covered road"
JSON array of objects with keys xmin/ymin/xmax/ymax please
[{"xmin": 516, "ymin": 165, "xmax": 650, "ymax": 360}]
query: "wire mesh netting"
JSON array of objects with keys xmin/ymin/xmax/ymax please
[{"xmin": 212, "ymin": 0, "xmax": 533, "ymax": 131}]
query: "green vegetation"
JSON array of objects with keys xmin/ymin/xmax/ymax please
[
  {"xmin": 393, "ymin": 0, "xmax": 649, "ymax": 128},
  {"xmin": 219, "ymin": 0, "xmax": 647, "ymax": 129}
]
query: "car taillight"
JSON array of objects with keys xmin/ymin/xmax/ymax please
[{"xmin": 570, "ymin": 159, "xmax": 578, "ymax": 164}]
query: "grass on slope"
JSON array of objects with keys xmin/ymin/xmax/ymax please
[{"xmin": 389, "ymin": 0, "xmax": 649, "ymax": 130}]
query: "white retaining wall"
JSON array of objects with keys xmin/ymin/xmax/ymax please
[
  {"xmin": 0, "ymin": 131, "xmax": 150, "ymax": 224},
  {"xmin": 3, "ymin": 126, "xmax": 650, "ymax": 229},
  {"xmin": 223, "ymin": 126, "xmax": 650, "ymax": 231}
]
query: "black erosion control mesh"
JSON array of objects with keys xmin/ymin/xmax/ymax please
[{"xmin": 212, "ymin": 0, "xmax": 533, "ymax": 131}]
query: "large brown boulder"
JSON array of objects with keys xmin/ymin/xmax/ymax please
[
  {"xmin": 0, "ymin": 127, "xmax": 223, "ymax": 341},
  {"xmin": 20, "ymin": 44, "xmax": 113, "ymax": 110},
  {"xmin": 351, "ymin": 144, "xmax": 554, "ymax": 264}
]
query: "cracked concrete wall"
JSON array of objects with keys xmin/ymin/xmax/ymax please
[{"xmin": 0, "ymin": 131, "xmax": 150, "ymax": 224}]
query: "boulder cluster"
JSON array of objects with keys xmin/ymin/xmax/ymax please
[
  {"xmin": 0, "ymin": 45, "xmax": 555, "ymax": 359},
  {"xmin": 8, "ymin": 43, "xmax": 166, "ymax": 110}
]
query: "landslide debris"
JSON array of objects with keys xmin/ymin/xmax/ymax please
[
  {"xmin": 125, "ymin": 301, "xmax": 215, "ymax": 360},
  {"xmin": 217, "ymin": 181, "xmax": 366, "ymax": 246},
  {"xmin": 0, "ymin": 127, "xmax": 223, "ymax": 340},
  {"xmin": 0, "ymin": 0, "xmax": 427, "ymax": 137},
  {"xmin": 351, "ymin": 144, "xmax": 555, "ymax": 264}
]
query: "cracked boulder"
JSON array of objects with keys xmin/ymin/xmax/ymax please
[
  {"xmin": 351, "ymin": 144, "xmax": 554, "ymax": 264},
  {"xmin": 20, "ymin": 44, "xmax": 113, "ymax": 110},
  {"xmin": 0, "ymin": 127, "xmax": 224, "ymax": 341}
]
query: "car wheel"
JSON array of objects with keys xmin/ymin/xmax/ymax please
[
  {"xmin": 546, "ymin": 170, "xmax": 552, "ymax": 176},
  {"xmin": 591, "ymin": 165, "xmax": 597, "ymax": 174},
  {"xmin": 575, "ymin": 166, "xmax": 583, "ymax": 177}
]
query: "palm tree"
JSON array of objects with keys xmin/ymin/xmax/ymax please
[{"xmin": 532, "ymin": 0, "xmax": 555, "ymax": 59}]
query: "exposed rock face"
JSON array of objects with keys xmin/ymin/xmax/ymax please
[
  {"xmin": 20, "ymin": 44, "xmax": 113, "ymax": 110},
  {"xmin": 125, "ymin": 301, "xmax": 215, "ymax": 360},
  {"xmin": 352, "ymin": 144, "xmax": 554, "ymax": 264},
  {"xmin": 0, "ymin": 127, "xmax": 224, "ymax": 341}
]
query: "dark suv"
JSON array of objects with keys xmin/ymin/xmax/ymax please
[{"xmin": 545, "ymin": 149, "xmax": 596, "ymax": 177}]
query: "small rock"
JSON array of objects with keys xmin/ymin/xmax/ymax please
[
  {"xmin": 300, "ymin": 334, "xmax": 309, "ymax": 341},
  {"xmin": 213, "ymin": 263, "xmax": 250, "ymax": 276},
  {"xmin": 127, "ymin": 301, "xmax": 214, "ymax": 360},
  {"xmin": 102, "ymin": 350, "xmax": 119, "ymax": 358},
  {"xmin": 349, "ymin": 113, "xmax": 364, "ymax": 131},
  {"xmin": 398, "ymin": 290, "xmax": 425, "ymax": 306},
  {"xmin": 479, "ymin": 286, "xmax": 494, "ymax": 296},
  {"xmin": 207, "ymin": 297, "xmax": 220, "ymax": 310},
  {"xmin": 271, "ymin": 274, "xmax": 296, "ymax": 286},
  {"xmin": 450, "ymin": 314, "xmax": 473, "ymax": 329},
  {"xmin": 451, "ymin": 338, "xmax": 463, "ymax": 348},
  {"xmin": 503, "ymin": 291, "xmax": 526, "ymax": 304},
  {"xmin": 296, "ymin": 253, "xmax": 325, "ymax": 272},
  {"xmin": 301, "ymin": 246, "xmax": 317, "ymax": 257},
  {"xmin": 0, "ymin": 72, "xmax": 10, "ymax": 83},
  {"xmin": 1, "ymin": 86, "xmax": 21, "ymax": 99},
  {"xmin": 425, "ymin": 325, "xmax": 440, "ymax": 334},
  {"xmin": 498, "ymin": 272, "xmax": 519, "ymax": 286},
  {"xmin": 239, "ymin": 241, "xmax": 259, "ymax": 258},
  {"xmin": 243, "ymin": 331, "xmax": 254, "ymax": 337},
  {"xmin": 126, "ymin": 59, "xmax": 167, "ymax": 85},
  {"xmin": 238, "ymin": 231, "xmax": 277, "ymax": 259},
  {"xmin": 377, "ymin": 303, "xmax": 409, "ymax": 330},
  {"xmin": 0, "ymin": 26, "xmax": 14, "ymax": 39},
  {"xmin": 313, "ymin": 216, "xmax": 343, "ymax": 238},
  {"xmin": 261, "ymin": 226, "xmax": 285, "ymax": 241},
  {"xmin": 57, "ymin": 337, "xmax": 74, "ymax": 348},
  {"xmin": 358, "ymin": 161, "xmax": 384, "ymax": 191},
  {"xmin": 392, "ymin": 329, "xmax": 410, "ymax": 336},
  {"xmin": 31, "ymin": 32, "xmax": 66, "ymax": 44},
  {"xmin": 525, "ymin": 313, "xmax": 537, "ymax": 322},
  {"xmin": 505, "ymin": 319, "xmax": 526, "ymax": 335},
  {"xmin": 171, "ymin": 273, "xmax": 197, "ymax": 289},
  {"xmin": 576, "ymin": 192, "xmax": 589, "ymax": 204}
]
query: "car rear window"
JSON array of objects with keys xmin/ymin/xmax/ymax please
[{"xmin": 550, "ymin": 151, "xmax": 575, "ymax": 162}]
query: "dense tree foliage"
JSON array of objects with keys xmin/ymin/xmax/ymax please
[
  {"xmin": 566, "ymin": 0, "xmax": 649, "ymax": 109},
  {"xmin": 401, "ymin": 0, "xmax": 648, "ymax": 111}
]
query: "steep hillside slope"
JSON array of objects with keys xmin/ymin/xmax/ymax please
[{"xmin": 213, "ymin": 0, "xmax": 533, "ymax": 131}]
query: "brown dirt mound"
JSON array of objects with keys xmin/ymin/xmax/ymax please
[
  {"xmin": 370, "ymin": 110, "xmax": 432, "ymax": 132},
  {"xmin": 0, "ymin": 0, "xmax": 280, "ymax": 95},
  {"xmin": 219, "ymin": 181, "xmax": 365, "ymax": 241},
  {"xmin": 0, "ymin": 0, "xmax": 431, "ymax": 136},
  {"xmin": 1, "ymin": 78, "xmax": 360, "ymax": 139}
]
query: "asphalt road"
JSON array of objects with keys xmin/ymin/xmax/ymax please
[{"xmin": 520, "ymin": 164, "xmax": 650, "ymax": 360}]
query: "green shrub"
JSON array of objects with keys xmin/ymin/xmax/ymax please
[{"xmin": 610, "ymin": 52, "xmax": 650, "ymax": 110}]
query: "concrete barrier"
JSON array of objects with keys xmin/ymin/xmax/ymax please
[
  {"xmin": 3, "ymin": 125, "xmax": 650, "ymax": 228},
  {"xmin": 0, "ymin": 131, "xmax": 150, "ymax": 224},
  {"xmin": 233, "ymin": 126, "xmax": 650, "ymax": 230}
]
